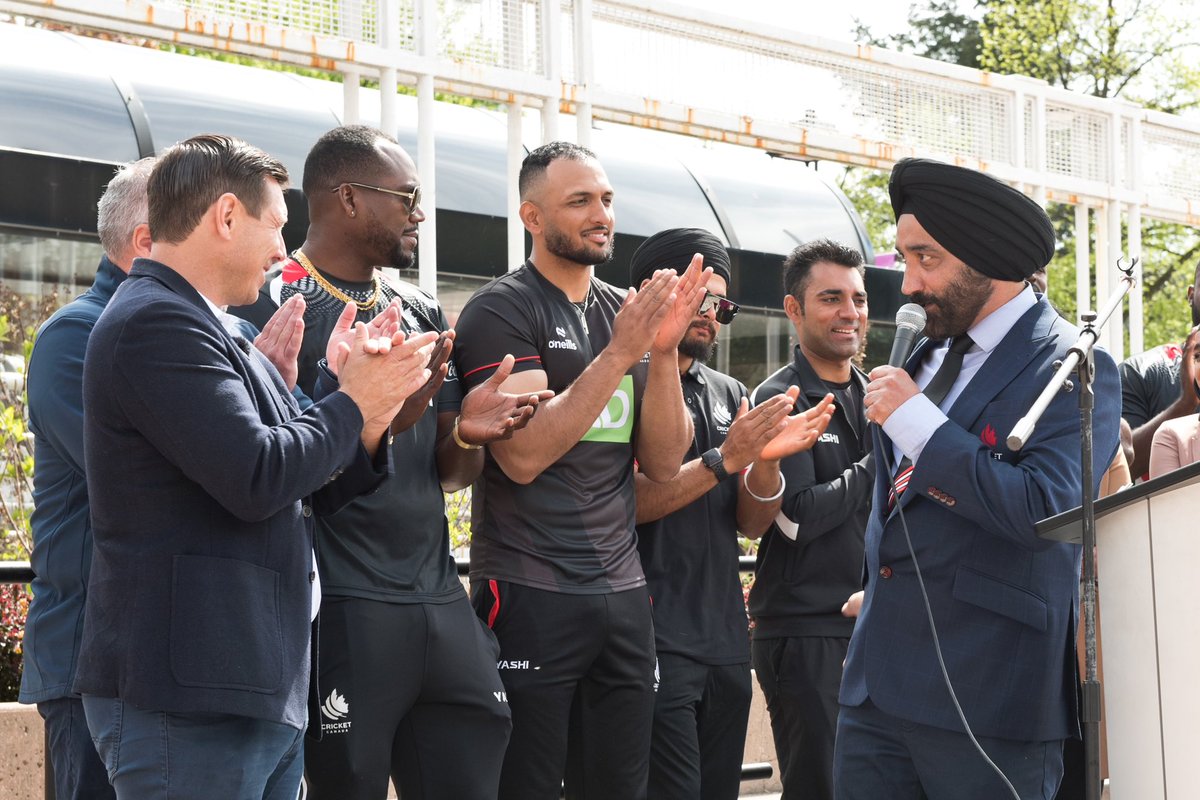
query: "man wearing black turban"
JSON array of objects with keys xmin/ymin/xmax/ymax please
[
  {"xmin": 835, "ymin": 159, "xmax": 1122, "ymax": 799},
  {"xmin": 629, "ymin": 228, "xmax": 833, "ymax": 800}
]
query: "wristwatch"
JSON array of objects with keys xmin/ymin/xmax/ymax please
[{"xmin": 701, "ymin": 447, "xmax": 730, "ymax": 482}]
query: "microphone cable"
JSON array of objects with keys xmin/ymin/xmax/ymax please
[{"xmin": 871, "ymin": 423, "xmax": 1023, "ymax": 800}]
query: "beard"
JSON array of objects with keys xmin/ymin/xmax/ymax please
[
  {"xmin": 679, "ymin": 322, "xmax": 718, "ymax": 363},
  {"xmin": 365, "ymin": 214, "xmax": 415, "ymax": 269},
  {"xmin": 910, "ymin": 265, "xmax": 993, "ymax": 340},
  {"xmin": 545, "ymin": 223, "xmax": 614, "ymax": 267}
]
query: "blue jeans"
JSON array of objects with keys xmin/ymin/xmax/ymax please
[
  {"xmin": 82, "ymin": 696, "xmax": 304, "ymax": 800},
  {"xmin": 834, "ymin": 699, "xmax": 1064, "ymax": 800},
  {"xmin": 38, "ymin": 697, "xmax": 116, "ymax": 800}
]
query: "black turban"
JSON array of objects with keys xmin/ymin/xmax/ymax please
[
  {"xmin": 889, "ymin": 158, "xmax": 1055, "ymax": 281},
  {"xmin": 629, "ymin": 228, "xmax": 731, "ymax": 288}
]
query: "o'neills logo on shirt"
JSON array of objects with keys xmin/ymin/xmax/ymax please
[
  {"xmin": 582, "ymin": 375, "xmax": 635, "ymax": 444},
  {"xmin": 548, "ymin": 326, "xmax": 578, "ymax": 350}
]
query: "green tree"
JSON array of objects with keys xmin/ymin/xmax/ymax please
[
  {"xmin": 854, "ymin": 0, "xmax": 982, "ymax": 68},
  {"xmin": 980, "ymin": 0, "xmax": 1200, "ymax": 113},
  {"xmin": 854, "ymin": 1, "xmax": 1200, "ymax": 351},
  {"xmin": 837, "ymin": 167, "xmax": 896, "ymax": 260},
  {"xmin": 980, "ymin": 0, "xmax": 1200, "ymax": 348}
]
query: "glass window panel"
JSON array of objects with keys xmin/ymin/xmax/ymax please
[{"xmin": 0, "ymin": 231, "xmax": 101, "ymax": 306}]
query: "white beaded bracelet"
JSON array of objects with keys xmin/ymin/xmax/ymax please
[{"xmin": 743, "ymin": 463, "xmax": 785, "ymax": 503}]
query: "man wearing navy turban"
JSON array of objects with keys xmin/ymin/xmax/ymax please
[{"xmin": 834, "ymin": 159, "xmax": 1122, "ymax": 799}]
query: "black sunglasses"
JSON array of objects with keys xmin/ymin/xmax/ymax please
[{"xmin": 699, "ymin": 292, "xmax": 740, "ymax": 324}]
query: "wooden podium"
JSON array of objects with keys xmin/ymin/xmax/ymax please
[{"xmin": 1039, "ymin": 460, "xmax": 1200, "ymax": 800}]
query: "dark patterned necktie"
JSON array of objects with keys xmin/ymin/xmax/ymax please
[{"xmin": 888, "ymin": 334, "xmax": 975, "ymax": 508}]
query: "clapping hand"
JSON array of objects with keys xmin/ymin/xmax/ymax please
[
  {"xmin": 759, "ymin": 392, "xmax": 835, "ymax": 462},
  {"xmin": 455, "ymin": 354, "xmax": 556, "ymax": 446},
  {"xmin": 391, "ymin": 331, "xmax": 455, "ymax": 435},
  {"xmin": 717, "ymin": 393, "xmax": 796, "ymax": 474},
  {"xmin": 651, "ymin": 254, "xmax": 712, "ymax": 354},
  {"xmin": 254, "ymin": 295, "xmax": 306, "ymax": 390},
  {"xmin": 324, "ymin": 299, "xmax": 404, "ymax": 376}
]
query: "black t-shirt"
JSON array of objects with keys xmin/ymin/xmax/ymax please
[
  {"xmin": 636, "ymin": 361, "xmax": 750, "ymax": 665},
  {"xmin": 748, "ymin": 346, "xmax": 871, "ymax": 638},
  {"xmin": 1119, "ymin": 343, "xmax": 1185, "ymax": 429},
  {"xmin": 231, "ymin": 258, "xmax": 463, "ymax": 603},
  {"xmin": 453, "ymin": 262, "xmax": 647, "ymax": 595}
]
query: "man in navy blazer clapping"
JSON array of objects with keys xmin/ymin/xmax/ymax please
[{"xmin": 74, "ymin": 134, "xmax": 436, "ymax": 800}]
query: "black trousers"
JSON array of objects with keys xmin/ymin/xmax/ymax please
[
  {"xmin": 752, "ymin": 635, "xmax": 848, "ymax": 800},
  {"xmin": 473, "ymin": 580, "xmax": 656, "ymax": 800},
  {"xmin": 647, "ymin": 652, "xmax": 751, "ymax": 800},
  {"xmin": 304, "ymin": 594, "xmax": 512, "ymax": 800}
]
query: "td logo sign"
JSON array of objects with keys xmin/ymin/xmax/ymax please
[{"xmin": 582, "ymin": 375, "xmax": 635, "ymax": 443}]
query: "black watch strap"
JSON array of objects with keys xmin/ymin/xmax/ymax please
[{"xmin": 701, "ymin": 447, "xmax": 729, "ymax": 482}]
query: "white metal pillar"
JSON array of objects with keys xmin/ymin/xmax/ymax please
[
  {"xmin": 415, "ymin": 0, "xmax": 438, "ymax": 294},
  {"xmin": 1094, "ymin": 203, "xmax": 1109, "ymax": 322},
  {"xmin": 1076, "ymin": 204, "xmax": 1091, "ymax": 322},
  {"xmin": 342, "ymin": 68, "xmax": 361, "ymax": 124},
  {"xmin": 1030, "ymin": 92, "xmax": 1047, "ymax": 208},
  {"xmin": 1106, "ymin": 200, "xmax": 1124, "ymax": 358},
  {"xmin": 508, "ymin": 101, "xmax": 525, "ymax": 271},
  {"xmin": 380, "ymin": 68, "xmax": 398, "ymax": 134},
  {"xmin": 1104, "ymin": 108, "xmax": 1127, "ymax": 357},
  {"xmin": 1128, "ymin": 205, "xmax": 1143, "ymax": 354},
  {"xmin": 573, "ymin": 0, "xmax": 594, "ymax": 148},
  {"xmin": 1012, "ymin": 87, "xmax": 1026, "ymax": 194},
  {"xmin": 379, "ymin": 0, "xmax": 401, "ymax": 136},
  {"xmin": 541, "ymin": 0, "xmax": 561, "ymax": 143},
  {"xmin": 1128, "ymin": 113, "xmax": 1145, "ymax": 354}
]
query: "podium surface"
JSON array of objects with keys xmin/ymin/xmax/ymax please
[{"xmin": 1038, "ymin": 461, "xmax": 1200, "ymax": 800}]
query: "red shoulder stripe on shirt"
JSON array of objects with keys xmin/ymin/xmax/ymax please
[{"xmin": 462, "ymin": 356, "xmax": 542, "ymax": 381}]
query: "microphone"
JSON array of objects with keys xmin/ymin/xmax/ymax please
[{"xmin": 888, "ymin": 303, "xmax": 927, "ymax": 368}]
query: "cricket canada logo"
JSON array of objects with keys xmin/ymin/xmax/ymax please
[
  {"xmin": 320, "ymin": 688, "xmax": 352, "ymax": 733},
  {"xmin": 712, "ymin": 402, "xmax": 733, "ymax": 434}
]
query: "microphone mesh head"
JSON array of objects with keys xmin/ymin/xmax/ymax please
[{"xmin": 894, "ymin": 303, "xmax": 927, "ymax": 334}]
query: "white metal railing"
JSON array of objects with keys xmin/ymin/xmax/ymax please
[
  {"xmin": 3, "ymin": 0, "xmax": 1199, "ymax": 353},
  {"xmin": 4, "ymin": 0, "xmax": 1194, "ymax": 222}
]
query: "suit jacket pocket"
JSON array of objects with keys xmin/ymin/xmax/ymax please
[
  {"xmin": 952, "ymin": 565, "xmax": 1047, "ymax": 632},
  {"xmin": 170, "ymin": 555, "xmax": 283, "ymax": 693}
]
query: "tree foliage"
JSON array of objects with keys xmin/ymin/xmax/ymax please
[
  {"xmin": 854, "ymin": 0, "xmax": 1200, "ymax": 351},
  {"xmin": 980, "ymin": 0, "xmax": 1200, "ymax": 113},
  {"xmin": 854, "ymin": 0, "xmax": 982, "ymax": 68}
]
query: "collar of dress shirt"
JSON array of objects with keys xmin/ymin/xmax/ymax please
[{"xmin": 961, "ymin": 282, "xmax": 1037, "ymax": 355}]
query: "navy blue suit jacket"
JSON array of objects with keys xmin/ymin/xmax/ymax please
[
  {"xmin": 840, "ymin": 296, "xmax": 1121, "ymax": 742},
  {"xmin": 74, "ymin": 259, "xmax": 384, "ymax": 730}
]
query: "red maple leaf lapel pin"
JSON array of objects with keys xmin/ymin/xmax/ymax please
[{"xmin": 981, "ymin": 424, "xmax": 998, "ymax": 448}]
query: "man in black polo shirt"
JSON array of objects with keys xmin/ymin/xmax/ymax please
[
  {"xmin": 629, "ymin": 228, "xmax": 835, "ymax": 800},
  {"xmin": 232, "ymin": 125, "xmax": 549, "ymax": 800},
  {"xmin": 453, "ymin": 142, "xmax": 707, "ymax": 800},
  {"xmin": 744, "ymin": 239, "xmax": 873, "ymax": 800},
  {"xmin": 1119, "ymin": 259, "xmax": 1200, "ymax": 477}
]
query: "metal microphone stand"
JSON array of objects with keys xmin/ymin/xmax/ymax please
[{"xmin": 1007, "ymin": 258, "xmax": 1136, "ymax": 800}]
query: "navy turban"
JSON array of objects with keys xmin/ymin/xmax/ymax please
[
  {"xmin": 629, "ymin": 228, "xmax": 731, "ymax": 288},
  {"xmin": 889, "ymin": 158, "xmax": 1055, "ymax": 281}
]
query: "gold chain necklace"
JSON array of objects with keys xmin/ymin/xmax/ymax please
[{"xmin": 292, "ymin": 249, "xmax": 381, "ymax": 312}]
